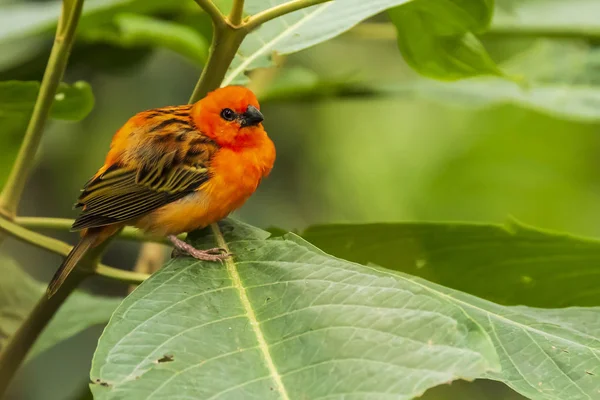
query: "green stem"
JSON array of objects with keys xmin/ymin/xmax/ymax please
[
  {"xmin": 96, "ymin": 265, "xmax": 150, "ymax": 285},
  {"xmin": 189, "ymin": 25, "xmax": 246, "ymax": 102},
  {"xmin": 0, "ymin": 234, "xmax": 113, "ymax": 396},
  {"xmin": 193, "ymin": 0, "xmax": 226, "ymax": 29},
  {"xmin": 0, "ymin": 216, "xmax": 148, "ymax": 283},
  {"xmin": 15, "ymin": 216, "xmax": 175, "ymax": 243},
  {"xmin": 0, "ymin": 266, "xmax": 88, "ymax": 394},
  {"xmin": 245, "ymin": 0, "xmax": 332, "ymax": 31},
  {"xmin": 229, "ymin": 0, "xmax": 245, "ymax": 26},
  {"xmin": 0, "ymin": 0, "xmax": 85, "ymax": 217},
  {"xmin": 0, "ymin": 217, "xmax": 146, "ymax": 395}
]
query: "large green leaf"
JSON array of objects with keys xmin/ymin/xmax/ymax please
[
  {"xmin": 91, "ymin": 219, "xmax": 599, "ymax": 400},
  {"xmin": 0, "ymin": 258, "xmax": 121, "ymax": 359},
  {"xmin": 402, "ymin": 40, "xmax": 600, "ymax": 122},
  {"xmin": 388, "ymin": 0, "xmax": 503, "ymax": 80},
  {"xmin": 302, "ymin": 220, "xmax": 600, "ymax": 308},
  {"xmin": 0, "ymin": 80, "xmax": 94, "ymax": 188},
  {"xmin": 223, "ymin": 0, "xmax": 414, "ymax": 86}
]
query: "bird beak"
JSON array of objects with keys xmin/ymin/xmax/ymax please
[{"xmin": 240, "ymin": 105, "xmax": 264, "ymax": 128}]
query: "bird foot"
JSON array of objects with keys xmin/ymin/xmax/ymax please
[{"xmin": 168, "ymin": 235, "xmax": 231, "ymax": 262}]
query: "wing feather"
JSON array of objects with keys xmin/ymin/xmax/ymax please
[{"xmin": 71, "ymin": 116, "xmax": 217, "ymax": 231}]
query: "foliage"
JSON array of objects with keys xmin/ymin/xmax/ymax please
[
  {"xmin": 0, "ymin": 258, "xmax": 120, "ymax": 360},
  {"xmin": 302, "ymin": 219, "xmax": 600, "ymax": 307},
  {"xmin": 0, "ymin": 81, "xmax": 94, "ymax": 188},
  {"xmin": 389, "ymin": 0, "xmax": 503, "ymax": 80},
  {"xmin": 91, "ymin": 220, "xmax": 599, "ymax": 399},
  {"xmin": 0, "ymin": 0, "xmax": 598, "ymax": 399}
]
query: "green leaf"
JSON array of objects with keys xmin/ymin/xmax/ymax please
[
  {"xmin": 0, "ymin": 80, "xmax": 94, "ymax": 188},
  {"xmin": 401, "ymin": 40, "xmax": 600, "ymax": 122},
  {"xmin": 91, "ymin": 220, "xmax": 499, "ymax": 399},
  {"xmin": 0, "ymin": 258, "xmax": 121, "ymax": 359},
  {"xmin": 302, "ymin": 220, "xmax": 600, "ymax": 308},
  {"xmin": 223, "ymin": 0, "xmax": 414, "ymax": 86},
  {"xmin": 257, "ymin": 67, "xmax": 376, "ymax": 103},
  {"xmin": 79, "ymin": 13, "xmax": 208, "ymax": 66},
  {"xmin": 91, "ymin": 219, "xmax": 599, "ymax": 400},
  {"xmin": 388, "ymin": 0, "xmax": 503, "ymax": 80},
  {"xmin": 0, "ymin": 80, "xmax": 94, "ymax": 120},
  {"xmin": 404, "ymin": 78, "xmax": 600, "ymax": 122},
  {"xmin": 492, "ymin": 0, "xmax": 600, "ymax": 38},
  {"xmin": 0, "ymin": 0, "xmax": 189, "ymax": 43}
]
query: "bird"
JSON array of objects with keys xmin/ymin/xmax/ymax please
[{"xmin": 47, "ymin": 85, "xmax": 276, "ymax": 297}]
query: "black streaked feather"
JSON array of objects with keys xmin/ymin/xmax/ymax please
[
  {"xmin": 72, "ymin": 158, "xmax": 211, "ymax": 231},
  {"xmin": 152, "ymin": 118, "xmax": 187, "ymax": 132},
  {"xmin": 71, "ymin": 108, "xmax": 218, "ymax": 231}
]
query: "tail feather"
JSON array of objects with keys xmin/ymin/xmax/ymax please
[{"xmin": 47, "ymin": 232, "xmax": 98, "ymax": 297}]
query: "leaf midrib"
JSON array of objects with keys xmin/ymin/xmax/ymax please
[{"xmin": 223, "ymin": 246, "xmax": 290, "ymax": 399}]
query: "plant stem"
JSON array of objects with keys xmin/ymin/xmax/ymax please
[
  {"xmin": 15, "ymin": 216, "xmax": 175, "ymax": 243},
  {"xmin": 193, "ymin": 0, "xmax": 226, "ymax": 29},
  {"xmin": 0, "ymin": 266, "xmax": 87, "ymax": 394},
  {"xmin": 96, "ymin": 265, "xmax": 151, "ymax": 285},
  {"xmin": 189, "ymin": 26, "xmax": 246, "ymax": 102},
  {"xmin": 229, "ymin": 0, "xmax": 245, "ymax": 26},
  {"xmin": 0, "ymin": 216, "xmax": 148, "ymax": 283},
  {"xmin": 0, "ymin": 234, "xmax": 114, "ymax": 396},
  {"xmin": 0, "ymin": 0, "xmax": 85, "ymax": 217},
  {"xmin": 245, "ymin": 0, "xmax": 332, "ymax": 31}
]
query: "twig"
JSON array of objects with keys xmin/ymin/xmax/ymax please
[
  {"xmin": 229, "ymin": 0, "xmax": 245, "ymax": 26},
  {"xmin": 97, "ymin": 264, "xmax": 151, "ymax": 286},
  {"xmin": 245, "ymin": 0, "xmax": 332, "ymax": 32},
  {"xmin": 0, "ymin": 216, "xmax": 149, "ymax": 284},
  {"xmin": 0, "ymin": 264, "xmax": 88, "ymax": 392},
  {"xmin": 189, "ymin": 26, "xmax": 246, "ymax": 102},
  {"xmin": 193, "ymin": 0, "xmax": 226, "ymax": 29},
  {"xmin": 15, "ymin": 216, "xmax": 175, "ymax": 243}
]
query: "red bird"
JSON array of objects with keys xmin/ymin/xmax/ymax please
[{"xmin": 48, "ymin": 86, "xmax": 275, "ymax": 296}]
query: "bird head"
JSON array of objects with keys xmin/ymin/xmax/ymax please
[{"xmin": 192, "ymin": 86, "xmax": 266, "ymax": 148}]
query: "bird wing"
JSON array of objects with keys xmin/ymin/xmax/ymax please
[{"xmin": 71, "ymin": 113, "xmax": 218, "ymax": 231}]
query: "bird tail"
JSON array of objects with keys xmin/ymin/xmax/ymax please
[{"xmin": 47, "ymin": 230, "xmax": 100, "ymax": 298}]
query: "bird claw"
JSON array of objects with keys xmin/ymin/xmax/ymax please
[
  {"xmin": 187, "ymin": 247, "xmax": 231, "ymax": 262},
  {"xmin": 168, "ymin": 235, "xmax": 231, "ymax": 262}
]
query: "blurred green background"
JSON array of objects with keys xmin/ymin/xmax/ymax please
[{"xmin": 1, "ymin": 0, "xmax": 599, "ymax": 399}]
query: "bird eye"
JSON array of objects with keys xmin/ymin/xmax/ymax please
[{"xmin": 220, "ymin": 108, "xmax": 235, "ymax": 121}]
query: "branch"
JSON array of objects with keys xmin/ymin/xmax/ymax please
[
  {"xmin": 245, "ymin": 0, "xmax": 332, "ymax": 32},
  {"xmin": 188, "ymin": 26, "xmax": 246, "ymax": 102},
  {"xmin": 15, "ymin": 216, "xmax": 174, "ymax": 243},
  {"xmin": 97, "ymin": 265, "xmax": 151, "ymax": 285},
  {"xmin": 193, "ymin": 0, "xmax": 227, "ymax": 29},
  {"xmin": 0, "ymin": 264, "xmax": 87, "ymax": 393},
  {"xmin": 0, "ymin": 216, "xmax": 148, "ymax": 284},
  {"xmin": 229, "ymin": 0, "xmax": 245, "ymax": 26},
  {"xmin": 0, "ymin": 0, "xmax": 85, "ymax": 217}
]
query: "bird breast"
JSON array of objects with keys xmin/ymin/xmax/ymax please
[{"xmin": 136, "ymin": 142, "xmax": 275, "ymax": 236}]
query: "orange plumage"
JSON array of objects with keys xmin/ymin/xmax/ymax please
[{"xmin": 47, "ymin": 86, "xmax": 275, "ymax": 296}]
